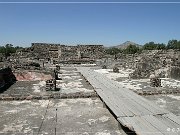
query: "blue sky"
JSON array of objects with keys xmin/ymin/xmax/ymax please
[{"xmin": 0, "ymin": 0, "xmax": 180, "ymax": 47}]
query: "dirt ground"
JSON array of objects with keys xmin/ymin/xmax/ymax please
[{"xmin": 0, "ymin": 98, "xmax": 127, "ymax": 135}]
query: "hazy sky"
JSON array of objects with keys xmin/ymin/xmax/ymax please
[{"xmin": 0, "ymin": 0, "xmax": 180, "ymax": 47}]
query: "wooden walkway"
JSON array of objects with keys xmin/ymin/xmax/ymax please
[{"xmin": 77, "ymin": 67, "xmax": 180, "ymax": 135}]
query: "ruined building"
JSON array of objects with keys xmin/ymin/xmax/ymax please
[{"xmin": 23, "ymin": 43, "xmax": 105, "ymax": 63}]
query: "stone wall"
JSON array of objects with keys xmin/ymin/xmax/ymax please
[
  {"xmin": 78, "ymin": 45, "xmax": 105, "ymax": 59},
  {"xmin": 26, "ymin": 43, "xmax": 105, "ymax": 62},
  {"xmin": 112, "ymin": 50, "xmax": 180, "ymax": 79},
  {"xmin": 59, "ymin": 45, "xmax": 79, "ymax": 61}
]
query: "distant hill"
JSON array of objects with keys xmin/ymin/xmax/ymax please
[{"xmin": 111, "ymin": 41, "xmax": 142, "ymax": 49}]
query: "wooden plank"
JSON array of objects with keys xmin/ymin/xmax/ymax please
[
  {"xmin": 94, "ymin": 80, "xmax": 137, "ymax": 117},
  {"xmin": 122, "ymin": 98, "xmax": 152, "ymax": 116},
  {"xmin": 117, "ymin": 117, "xmax": 135, "ymax": 132},
  {"xmin": 108, "ymin": 79, "xmax": 169, "ymax": 114},
  {"xmin": 142, "ymin": 115, "xmax": 177, "ymax": 135},
  {"xmin": 77, "ymin": 67, "xmax": 180, "ymax": 135},
  {"xmin": 118, "ymin": 117, "xmax": 164, "ymax": 135},
  {"xmin": 163, "ymin": 113, "xmax": 180, "ymax": 125},
  {"xmin": 79, "ymin": 68, "xmax": 166, "ymax": 116},
  {"xmin": 95, "ymin": 88, "xmax": 134, "ymax": 117},
  {"xmin": 99, "ymin": 85, "xmax": 144, "ymax": 116},
  {"xmin": 95, "ymin": 76, "xmax": 165, "ymax": 116},
  {"xmin": 107, "ymin": 81, "xmax": 168, "ymax": 115},
  {"xmin": 155, "ymin": 115, "xmax": 180, "ymax": 130},
  {"xmin": 95, "ymin": 88, "xmax": 126, "ymax": 117},
  {"xmin": 97, "ymin": 80, "xmax": 153, "ymax": 116},
  {"xmin": 79, "ymin": 68, "xmax": 169, "ymax": 115}
]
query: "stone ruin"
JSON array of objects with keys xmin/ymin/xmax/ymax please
[
  {"xmin": 3, "ymin": 44, "xmax": 179, "ymax": 79},
  {"xmin": 45, "ymin": 65, "xmax": 62, "ymax": 91},
  {"xmin": 113, "ymin": 66, "xmax": 119, "ymax": 73},
  {"xmin": 46, "ymin": 79, "xmax": 56, "ymax": 91},
  {"xmin": 129, "ymin": 56, "xmax": 157, "ymax": 79},
  {"xmin": 17, "ymin": 43, "xmax": 105, "ymax": 64},
  {"xmin": 127, "ymin": 50, "xmax": 180, "ymax": 80},
  {"xmin": 149, "ymin": 74, "xmax": 161, "ymax": 87},
  {"xmin": 13, "ymin": 61, "xmax": 41, "ymax": 70},
  {"xmin": 170, "ymin": 54, "xmax": 180, "ymax": 80},
  {"xmin": 4, "ymin": 43, "xmax": 105, "ymax": 69}
]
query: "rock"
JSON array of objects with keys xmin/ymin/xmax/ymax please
[
  {"xmin": 113, "ymin": 66, "xmax": 119, "ymax": 73},
  {"xmin": 26, "ymin": 95, "xmax": 33, "ymax": 100},
  {"xmin": 150, "ymin": 75, "xmax": 161, "ymax": 87},
  {"xmin": 102, "ymin": 65, "xmax": 107, "ymax": 69},
  {"xmin": 149, "ymin": 74, "xmax": 155, "ymax": 79}
]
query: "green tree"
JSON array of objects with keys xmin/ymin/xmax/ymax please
[
  {"xmin": 123, "ymin": 44, "xmax": 140, "ymax": 54},
  {"xmin": 0, "ymin": 46, "xmax": 6, "ymax": 53},
  {"xmin": 4, "ymin": 44, "xmax": 15, "ymax": 57},
  {"xmin": 105, "ymin": 48, "xmax": 122, "ymax": 55},
  {"xmin": 0, "ymin": 44, "xmax": 21, "ymax": 58},
  {"xmin": 143, "ymin": 42, "xmax": 157, "ymax": 50},
  {"xmin": 167, "ymin": 40, "xmax": 178, "ymax": 49},
  {"xmin": 156, "ymin": 43, "xmax": 166, "ymax": 50},
  {"xmin": 143, "ymin": 42, "xmax": 166, "ymax": 50},
  {"xmin": 177, "ymin": 41, "xmax": 180, "ymax": 49}
]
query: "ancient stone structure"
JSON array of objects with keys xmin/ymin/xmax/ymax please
[
  {"xmin": 13, "ymin": 62, "xmax": 41, "ymax": 70},
  {"xmin": 27, "ymin": 43, "xmax": 105, "ymax": 63},
  {"xmin": 127, "ymin": 50, "xmax": 180, "ymax": 79},
  {"xmin": 149, "ymin": 74, "xmax": 161, "ymax": 87},
  {"xmin": 46, "ymin": 79, "xmax": 56, "ymax": 91}
]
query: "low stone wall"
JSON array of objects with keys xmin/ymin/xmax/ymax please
[
  {"xmin": 0, "ymin": 92, "xmax": 98, "ymax": 101},
  {"xmin": 136, "ymin": 88, "xmax": 180, "ymax": 96}
]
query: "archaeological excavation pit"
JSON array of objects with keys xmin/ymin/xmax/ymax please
[
  {"xmin": 0, "ymin": 43, "xmax": 180, "ymax": 135},
  {"xmin": 0, "ymin": 66, "xmax": 129, "ymax": 135}
]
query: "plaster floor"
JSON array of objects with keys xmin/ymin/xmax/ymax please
[{"xmin": 0, "ymin": 98, "xmax": 127, "ymax": 135}]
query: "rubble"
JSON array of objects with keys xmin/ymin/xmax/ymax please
[
  {"xmin": 1, "ymin": 44, "xmax": 180, "ymax": 97},
  {"xmin": 149, "ymin": 74, "xmax": 161, "ymax": 87},
  {"xmin": 13, "ymin": 62, "xmax": 41, "ymax": 70},
  {"xmin": 45, "ymin": 79, "xmax": 57, "ymax": 91},
  {"xmin": 102, "ymin": 65, "xmax": 107, "ymax": 69},
  {"xmin": 113, "ymin": 66, "xmax": 119, "ymax": 73},
  {"xmin": 20, "ymin": 43, "xmax": 105, "ymax": 64},
  {"xmin": 126, "ymin": 50, "xmax": 180, "ymax": 79}
]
